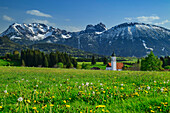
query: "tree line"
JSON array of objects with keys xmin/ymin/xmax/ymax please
[{"xmin": 20, "ymin": 49, "xmax": 77, "ymax": 68}]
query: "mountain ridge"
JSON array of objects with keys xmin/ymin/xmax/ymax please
[{"xmin": 1, "ymin": 22, "xmax": 170, "ymax": 57}]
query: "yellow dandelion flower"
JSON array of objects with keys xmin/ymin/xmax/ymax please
[
  {"xmin": 80, "ymin": 112, "xmax": 83, "ymax": 113},
  {"xmin": 149, "ymin": 106, "xmax": 152, "ymax": 109},
  {"xmin": 121, "ymin": 87, "xmax": 124, "ymax": 90},
  {"xmin": 0, "ymin": 106, "xmax": 2, "ymax": 109},
  {"xmin": 44, "ymin": 105, "xmax": 47, "ymax": 107},
  {"xmin": 151, "ymin": 110, "xmax": 155, "ymax": 112},
  {"xmin": 52, "ymin": 96, "xmax": 55, "ymax": 98},
  {"xmin": 69, "ymin": 98, "xmax": 71, "ymax": 100},
  {"xmin": 50, "ymin": 104, "xmax": 54, "ymax": 107},
  {"xmin": 27, "ymin": 99, "xmax": 31, "ymax": 103},
  {"xmin": 63, "ymin": 100, "xmax": 66, "ymax": 103},
  {"xmin": 42, "ymin": 106, "xmax": 44, "ymax": 109},
  {"xmin": 102, "ymin": 109, "xmax": 105, "ymax": 112},
  {"xmin": 157, "ymin": 106, "xmax": 160, "ymax": 109},
  {"xmin": 106, "ymin": 110, "xmax": 109, "ymax": 112},
  {"xmin": 33, "ymin": 107, "xmax": 36, "ymax": 110},
  {"xmin": 66, "ymin": 105, "xmax": 70, "ymax": 107},
  {"xmin": 90, "ymin": 110, "xmax": 92, "ymax": 112},
  {"xmin": 114, "ymin": 86, "xmax": 117, "ymax": 88},
  {"xmin": 34, "ymin": 100, "xmax": 36, "ymax": 103},
  {"xmin": 96, "ymin": 105, "xmax": 106, "ymax": 108},
  {"xmin": 103, "ymin": 91, "xmax": 106, "ymax": 93}
]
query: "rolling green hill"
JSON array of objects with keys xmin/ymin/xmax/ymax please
[
  {"xmin": 0, "ymin": 37, "xmax": 26, "ymax": 56},
  {"xmin": 0, "ymin": 37, "xmax": 104, "ymax": 58}
]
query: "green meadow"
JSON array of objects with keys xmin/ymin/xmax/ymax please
[{"xmin": 0, "ymin": 66, "xmax": 169, "ymax": 112}]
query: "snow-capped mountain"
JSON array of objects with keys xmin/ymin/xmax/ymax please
[
  {"xmin": 1, "ymin": 22, "xmax": 170, "ymax": 57},
  {"xmin": 0, "ymin": 23, "xmax": 72, "ymax": 44}
]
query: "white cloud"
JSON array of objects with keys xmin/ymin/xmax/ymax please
[
  {"xmin": 61, "ymin": 26, "xmax": 82, "ymax": 32},
  {"xmin": 25, "ymin": 19, "xmax": 56, "ymax": 26},
  {"xmin": 155, "ymin": 20, "xmax": 170, "ymax": 25},
  {"xmin": 125, "ymin": 16, "xmax": 160, "ymax": 23},
  {"xmin": 3, "ymin": 15, "xmax": 14, "ymax": 21},
  {"xmin": 125, "ymin": 17, "xmax": 132, "ymax": 21},
  {"xmin": 26, "ymin": 10, "xmax": 52, "ymax": 18},
  {"xmin": 136, "ymin": 16, "xmax": 160, "ymax": 22}
]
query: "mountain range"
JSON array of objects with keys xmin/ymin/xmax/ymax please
[{"xmin": 0, "ymin": 22, "xmax": 170, "ymax": 57}]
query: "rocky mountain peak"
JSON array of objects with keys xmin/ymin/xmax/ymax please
[{"xmin": 85, "ymin": 22, "xmax": 107, "ymax": 33}]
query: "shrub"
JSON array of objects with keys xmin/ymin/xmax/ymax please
[{"xmin": 164, "ymin": 65, "xmax": 170, "ymax": 69}]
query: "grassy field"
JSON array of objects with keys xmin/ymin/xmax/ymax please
[
  {"xmin": 78, "ymin": 62, "xmax": 106, "ymax": 70},
  {"xmin": 0, "ymin": 66, "xmax": 169, "ymax": 112}
]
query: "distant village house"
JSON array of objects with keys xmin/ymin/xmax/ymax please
[{"xmin": 106, "ymin": 51, "xmax": 124, "ymax": 71}]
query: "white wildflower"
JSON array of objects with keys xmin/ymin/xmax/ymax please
[
  {"xmin": 92, "ymin": 91, "xmax": 95, "ymax": 94},
  {"xmin": 79, "ymin": 86, "xmax": 81, "ymax": 89},
  {"xmin": 91, "ymin": 82, "xmax": 93, "ymax": 85},
  {"xmin": 18, "ymin": 97, "xmax": 23, "ymax": 102},
  {"xmin": 36, "ymin": 85, "xmax": 38, "ymax": 87},
  {"xmin": 86, "ymin": 82, "xmax": 89, "ymax": 86},
  {"xmin": 4, "ymin": 90, "xmax": 7, "ymax": 93},
  {"xmin": 121, "ymin": 84, "xmax": 123, "ymax": 86},
  {"xmin": 60, "ymin": 84, "xmax": 62, "ymax": 86},
  {"xmin": 160, "ymin": 88, "xmax": 164, "ymax": 92},
  {"xmin": 82, "ymin": 83, "xmax": 84, "ymax": 86},
  {"xmin": 147, "ymin": 86, "xmax": 150, "ymax": 90},
  {"xmin": 22, "ymin": 78, "xmax": 24, "ymax": 81},
  {"xmin": 100, "ymin": 83, "xmax": 103, "ymax": 86},
  {"xmin": 26, "ymin": 80, "xmax": 28, "ymax": 82}
]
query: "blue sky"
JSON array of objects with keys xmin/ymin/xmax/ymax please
[{"xmin": 0, "ymin": 0, "xmax": 170, "ymax": 33}]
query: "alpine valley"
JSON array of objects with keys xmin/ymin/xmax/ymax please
[{"xmin": 0, "ymin": 22, "xmax": 170, "ymax": 57}]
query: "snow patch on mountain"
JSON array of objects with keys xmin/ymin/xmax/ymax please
[
  {"xmin": 10, "ymin": 36, "xmax": 22, "ymax": 40},
  {"xmin": 142, "ymin": 40, "xmax": 153, "ymax": 51},
  {"xmin": 61, "ymin": 34, "xmax": 71, "ymax": 39}
]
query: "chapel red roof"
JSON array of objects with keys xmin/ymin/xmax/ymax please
[{"xmin": 106, "ymin": 62, "xmax": 124, "ymax": 69}]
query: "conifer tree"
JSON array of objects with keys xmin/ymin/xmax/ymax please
[
  {"xmin": 43, "ymin": 55, "xmax": 48, "ymax": 67},
  {"xmin": 91, "ymin": 56, "xmax": 96, "ymax": 65},
  {"xmin": 103, "ymin": 57, "xmax": 108, "ymax": 65},
  {"xmin": 21, "ymin": 59, "xmax": 25, "ymax": 66},
  {"xmin": 66, "ymin": 57, "xmax": 72, "ymax": 68},
  {"xmin": 72, "ymin": 58, "xmax": 77, "ymax": 68}
]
